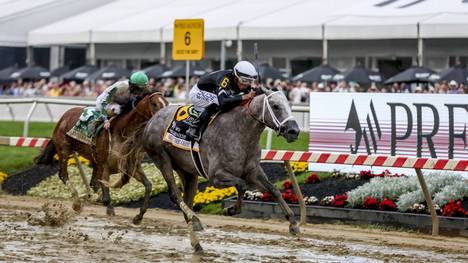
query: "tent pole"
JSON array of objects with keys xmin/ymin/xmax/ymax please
[
  {"xmin": 322, "ymin": 24, "xmax": 328, "ymax": 65},
  {"xmin": 417, "ymin": 23, "xmax": 423, "ymax": 67},
  {"xmin": 160, "ymin": 28, "xmax": 166, "ymax": 65},
  {"xmin": 220, "ymin": 40, "xmax": 226, "ymax": 70},
  {"xmin": 236, "ymin": 22, "xmax": 242, "ymax": 61}
]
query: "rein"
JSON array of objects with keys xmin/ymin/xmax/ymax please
[{"xmin": 246, "ymin": 91, "xmax": 293, "ymax": 133}]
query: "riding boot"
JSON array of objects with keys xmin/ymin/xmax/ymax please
[{"xmin": 186, "ymin": 104, "xmax": 219, "ymax": 141}]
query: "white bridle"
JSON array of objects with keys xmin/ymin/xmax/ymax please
[{"xmin": 261, "ymin": 91, "xmax": 294, "ymax": 131}]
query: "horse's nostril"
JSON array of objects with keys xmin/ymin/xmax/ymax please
[{"xmin": 288, "ymin": 129, "xmax": 299, "ymax": 136}]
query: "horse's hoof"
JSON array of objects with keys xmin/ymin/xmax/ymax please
[
  {"xmin": 72, "ymin": 201, "xmax": 82, "ymax": 213},
  {"xmin": 107, "ymin": 207, "xmax": 115, "ymax": 216},
  {"xmin": 191, "ymin": 216, "xmax": 204, "ymax": 232},
  {"xmin": 132, "ymin": 215, "xmax": 142, "ymax": 225},
  {"xmin": 193, "ymin": 243, "xmax": 204, "ymax": 255},
  {"xmin": 223, "ymin": 206, "xmax": 237, "ymax": 216},
  {"xmin": 289, "ymin": 223, "xmax": 301, "ymax": 236}
]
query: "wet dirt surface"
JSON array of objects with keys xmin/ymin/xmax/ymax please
[{"xmin": 1, "ymin": 195, "xmax": 468, "ymax": 262}]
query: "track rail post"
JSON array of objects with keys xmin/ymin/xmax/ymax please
[
  {"xmin": 284, "ymin": 160, "xmax": 307, "ymax": 225},
  {"xmin": 415, "ymin": 168, "xmax": 439, "ymax": 236}
]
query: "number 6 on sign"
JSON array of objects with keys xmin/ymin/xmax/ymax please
[{"xmin": 173, "ymin": 19, "xmax": 204, "ymax": 61}]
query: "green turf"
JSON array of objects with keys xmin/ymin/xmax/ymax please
[
  {"xmin": 260, "ymin": 130, "xmax": 309, "ymax": 151},
  {"xmin": 0, "ymin": 121, "xmax": 55, "ymax": 138},
  {"xmin": 0, "ymin": 146, "xmax": 41, "ymax": 174},
  {"xmin": 0, "ymin": 121, "xmax": 55, "ymax": 174}
]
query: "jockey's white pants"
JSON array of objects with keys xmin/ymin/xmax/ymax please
[{"xmin": 189, "ymin": 85, "xmax": 219, "ymax": 110}]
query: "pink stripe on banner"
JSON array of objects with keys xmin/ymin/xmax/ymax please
[
  {"xmin": 373, "ymin": 156, "xmax": 387, "ymax": 166},
  {"xmin": 335, "ymin": 154, "xmax": 349, "ymax": 164},
  {"xmin": 16, "ymin": 137, "xmax": 25, "ymax": 147},
  {"xmin": 282, "ymin": 151, "xmax": 293, "ymax": 161},
  {"xmin": 413, "ymin": 158, "xmax": 428, "ymax": 169},
  {"xmin": 299, "ymin": 152, "xmax": 312, "ymax": 162},
  {"xmin": 354, "ymin": 155, "xmax": 368, "ymax": 165},
  {"xmin": 316, "ymin": 153, "xmax": 330, "ymax": 163},
  {"xmin": 393, "ymin": 157, "xmax": 408, "ymax": 167},
  {"xmin": 28, "ymin": 138, "xmax": 37, "ymax": 147},
  {"xmin": 454, "ymin": 160, "xmax": 468, "ymax": 171},
  {"xmin": 264, "ymin": 151, "xmax": 277, "ymax": 160},
  {"xmin": 434, "ymin": 160, "xmax": 449, "ymax": 170}
]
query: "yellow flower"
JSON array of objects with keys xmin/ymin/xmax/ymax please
[
  {"xmin": 193, "ymin": 186, "xmax": 237, "ymax": 206},
  {"xmin": 0, "ymin": 171, "xmax": 8, "ymax": 184}
]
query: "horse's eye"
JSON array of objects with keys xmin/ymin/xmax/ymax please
[{"xmin": 272, "ymin": 105, "xmax": 280, "ymax": 110}]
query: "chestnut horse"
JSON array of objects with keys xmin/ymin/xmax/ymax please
[{"xmin": 35, "ymin": 92, "xmax": 168, "ymax": 223}]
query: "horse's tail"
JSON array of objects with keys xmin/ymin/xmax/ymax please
[
  {"xmin": 34, "ymin": 140, "xmax": 57, "ymax": 166},
  {"xmin": 113, "ymin": 123, "xmax": 146, "ymax": 188}
]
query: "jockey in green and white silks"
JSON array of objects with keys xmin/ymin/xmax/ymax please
[{"xmin": 96, "ymin": 71, "xmax": 149, "ymax": 130}]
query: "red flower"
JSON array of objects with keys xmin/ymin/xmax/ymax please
[
  {"xmin": 281, "ymin": 189, "xmax": 298, "ymax": 204},
  {"xmin": 283, "ymin": 180, "xmax": 293, "ymax": 190},
  {"xmin": 359, "ymin": 170, "xmax": 374, "ymax": 180},
  {"xmin": 363, "ymin": 196, "xmax": 379, "ymax": 209},
  {"xmin": 379, "ymin": 198, "xmax": 397, "ymax": 211},
  {"xmin": 331, "ymin": 194, "xmax": 347, "ymax": 207},
  {"xmin": 261, "ymin": 192, "xmax": 273, "ymax": 202},
  {"xmin": 305, "ymin": 173, "xmax": 320, "ymax": 184},
  {"xmin": 442, "ymin": 200, "xmax": 466, "ymax": 217}
]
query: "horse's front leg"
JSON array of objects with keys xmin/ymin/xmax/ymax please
[
  {"xmin": 100, "ymin": 164, "xmax": 115, "ymax": 216},
  {"xmin": 253, "ymin": 167, "xmax": 300, "ymax": 235},
  {"xmin": 132, "ymin": 165, "xmax": 152, "ymax": 225},
  {"xmin": 210, "ymin": 170, "xmax": 246, "ymax": 216}
]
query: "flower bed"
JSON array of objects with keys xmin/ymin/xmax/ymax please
[
  {"xmin": 242, "ymin": 167, "xmax": 468, "ymax": 218},
  {"xmin": 27, "ymin": 163, "xmax": 181, "ymax": 205}
]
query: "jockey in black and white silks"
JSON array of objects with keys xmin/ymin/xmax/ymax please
[{"xmin": 187, "ymin": 61, "xmax": 258, "ymax": 141}]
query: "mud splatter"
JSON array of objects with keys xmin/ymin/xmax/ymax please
[{"xmin": 26, "ymin": 201, "xmax": 73, "ymax": 227}]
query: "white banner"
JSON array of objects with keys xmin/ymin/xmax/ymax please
[{"xmin": 309, "ymin": 93, "xmax": 468, "ymax": 160}]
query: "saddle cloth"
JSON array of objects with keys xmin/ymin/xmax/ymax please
[
  {"xmin": 66, "ymin": 107, "xmax": 104, "ymax": 146},
  {"xmin": 163, "ymin": 105, "xmax": 202, "ymax": 152}
]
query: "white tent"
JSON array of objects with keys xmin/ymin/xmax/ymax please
[
  {"xmin": 27, "ymin": 0, "xmax": 468, "ymax": 45},
  {"xmin": 239, "ymin": 0, "xmax": 362, "ymax": 40},
  {"xmin": 325, "ymin": 0, "xmax": 468, "ymax": 39},
  {"xmin": 0, "ymin": 0, "xmax": 113, "ymax": 46},
  {"xmin": 161, "ymin": 0, "xmax": 299, "ymax": 42},
  {"xmin": 421, "ymin": 12, "xmax": 468, "ymax": 38},
  {"xmin": 92, "ymin": 0, "xmax": 235, "ymax": 43},
  {"xmin": 28, "ymin": 0, "xmax": 163, "ymax": 45}
]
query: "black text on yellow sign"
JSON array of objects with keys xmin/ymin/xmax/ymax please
[{"xmin": 172, "ymin": 19, "xmax": 204, "ymax": 61}]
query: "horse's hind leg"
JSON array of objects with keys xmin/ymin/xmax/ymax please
[
  {"xmin": 132, "ymin": 164, "xmax": 152, "ymax": 225},
  {"xmin": 56, "ymin": 145, "xmax": 82, "ymax": 212},
  {"xmin": 253, "ymin": 168, "xmax": 300, "ymax": 235},
  {"xmin": 147, "ymin": 150, "xmax": 203, "ymax": 253},
  {"xmin": 178, "ymin": 170, "xmax": 202, "ymax": 231},
  {"xmin": 210, "ymin": 170, "xmax": 246, "ymax": 216}
]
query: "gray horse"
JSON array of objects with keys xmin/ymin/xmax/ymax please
[{"xmin": 125, "ymin": 88, "xmax": 300, "ymax": 253}]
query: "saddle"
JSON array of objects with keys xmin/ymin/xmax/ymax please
[
  {"xmin": 163, "ymin": 105, "xmax": 203, "ymax": 152},
  {"xmin": 66, "ymin": 107, "xmax": 105, "ymax": 146},
  {"xmin": 163, "ymin": 105, "xmax": 218, "ymax": 178}
]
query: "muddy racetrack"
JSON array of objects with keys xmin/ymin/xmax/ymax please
[{"xmin": 1, "ymin": 195, "xmax": 467, "ymax": 262}]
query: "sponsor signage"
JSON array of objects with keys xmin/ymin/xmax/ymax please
[{"xmin": 309, "ymin": 93, "xmax": 468, "ymax": 160}]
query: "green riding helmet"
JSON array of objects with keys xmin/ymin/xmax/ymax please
[{"xmin": 129, "ymin": 71, "xmax": 149, "ymax": 87}]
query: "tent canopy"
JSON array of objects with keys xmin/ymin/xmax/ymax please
[{"xmin": 27, "ymin": 0, "xmax": 468, "ymax": 45}]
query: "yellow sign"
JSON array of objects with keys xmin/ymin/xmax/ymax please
[{"xmin": 172, "ymin": 19, "xmax": 204, "ymax": 61}]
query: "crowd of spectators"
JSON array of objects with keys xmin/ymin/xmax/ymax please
[{"xmin": 0, "ymin": 77, "xmax": 466, "ymax": 104}]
